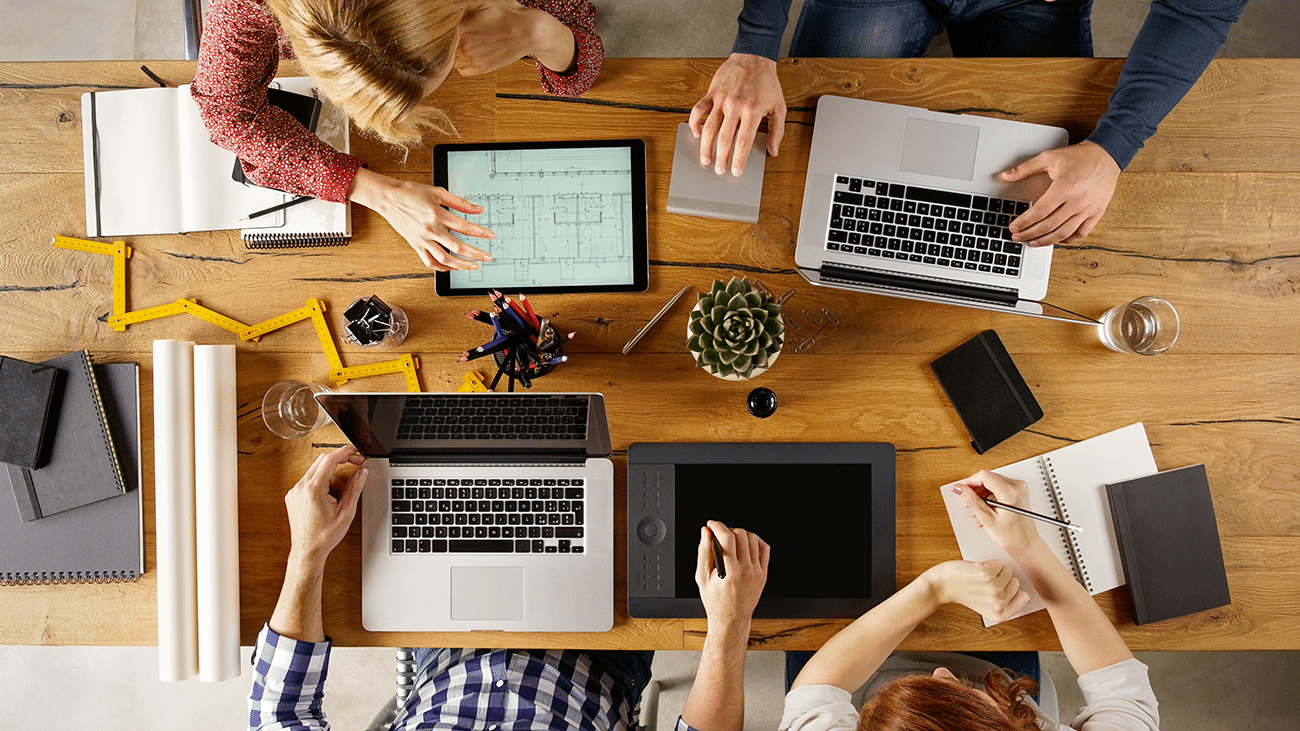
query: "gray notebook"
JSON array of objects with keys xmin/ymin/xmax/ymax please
[{"xmin": 0, "ymin": 362, "xmax": 143, "ymax": 584}]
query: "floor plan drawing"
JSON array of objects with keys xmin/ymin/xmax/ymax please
[{"xmin": 446, "ymin": 147, "xmax": 638, "ymax": 290}]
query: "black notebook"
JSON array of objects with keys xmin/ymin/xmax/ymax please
[
  {"xmin": 5, "ymin": 351, "xmax": 126, "ymax": 522},
  {"xmin": 1106, "ymin": 464, "xmax": 1231, "ymax": 625},
  {"xmin": 930, "ymin": 330, "xmax": 1043, "ymax": 454},
  {"xmin": 1, "ymin": 362, "xmax": 143, "ymax": 584},
  {"xmin": 0, "ymin": 355, "xmax": 64, "ymax": 469}
]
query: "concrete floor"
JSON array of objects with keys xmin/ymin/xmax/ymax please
[{"xmin": 1, "ymin": 1, "xmax": 1298, "ymax": 729}]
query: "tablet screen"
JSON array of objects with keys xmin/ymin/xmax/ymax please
[
  {"xmin": 672, "ymin": 462, "xmax": 873, "ymax": 599},
  {"xmin": 434, "ymin": 140, "xmax": 649, "ymax": 296}
]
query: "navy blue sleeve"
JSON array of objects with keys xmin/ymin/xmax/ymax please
[
  {"xmin": 1086, "ymin": 0, "xmax": 1248, "ymax": 169},
  {"xmin": 730, "ymin": 0, "xmax": 796, "ymax": 61}
]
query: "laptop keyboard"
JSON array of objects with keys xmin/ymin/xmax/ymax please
[
  {"xmin": 826, "ymin": 175, "xmax": 1028, "ymax": 277},
  {"xmin": 390, "ymin": 477, "xmax": 586, "ymax": 554},
  {"xmin": 398, "ymin": 395, "xmax": 589, "ymax": 441}
]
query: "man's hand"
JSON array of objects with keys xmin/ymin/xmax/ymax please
[
  {"xmin": 349, "ymin": 168, "xmax": 496, "ymax": 271},
  {"xmin": 689, "ymin": 53, "xmax": 786, "ymax": 177},
  {"xmin": 695, "ymin": 520, "xmax": 769, "ymax": 629},
  {"xmin": 457, "ymin": 0, "xmax": 577, "ymax": 75},
  {"xmin": 284, "ymin": 446, "xmax": 368, "ymax": 569},
  {"xmin": 949, "ymin": 470, "xmax": 1046, "ymax": 558},
  {"xmin": 920, "ymin": 559, "xmax": 1031, "ymax": 624},
  {"xmin": 1003, "ymin": 140, "xmax": 1121, "ymax": 247}
]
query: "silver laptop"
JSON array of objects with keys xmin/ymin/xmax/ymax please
[
  {"xmin": 317, "ymin": 392, "xmax": 614, "ymax": 632},
  {"xmin": 795, "ymin": 96, "xmax": 1069, "ymax": 316}
]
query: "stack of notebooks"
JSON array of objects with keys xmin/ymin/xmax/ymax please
[
  {"xmin": 941, "ymin": 422, "xmax": 1231, "ymax": 626},
  {"xmin": 0, "ymin": 351, "xmax": 143, "ymax": 584}
]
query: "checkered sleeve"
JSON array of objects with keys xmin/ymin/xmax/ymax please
[
  {"xmin": 675, "ymin": 716, "xmax": 702, "ymax": 731},
  {"xmin": 248, "ymin": 624, "xmax": 334, "ymax": 731}
]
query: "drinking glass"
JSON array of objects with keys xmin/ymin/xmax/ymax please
[
  {"xmin": 1098, "ymin": 297, "xmax": 1180, "ymax": 355},
  {"xmin": 262, "ymin": 380, "xmax": 332, "ymax": 438}
]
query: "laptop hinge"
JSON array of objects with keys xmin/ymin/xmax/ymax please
[
  {"xmin": 388, "ymin": 453, "xmax": 588, "ymax": 465},
  {"xmin": 819, "ymin": 262, "xmax": 1019, "ymax": 307}
]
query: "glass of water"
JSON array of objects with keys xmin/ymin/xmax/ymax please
[
  {"xmin": 1098, "ymin": 297, "xmax": 1180, "ymax": 355},
  {"xmin": 262, "ymin": 380, "xmax": 332, "ymax": 438}
]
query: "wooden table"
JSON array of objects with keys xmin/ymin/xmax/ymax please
[{"xmin": 1, "ymin": 58, "xmax": 1297, "ymax": 651}]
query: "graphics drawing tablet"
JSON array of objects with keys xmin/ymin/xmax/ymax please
[
  {"xmin": 627, "ymin": 442, "xmax": 896, "ymax": 618},
  {"xmin": 433, "ymin": 139, "xmax": 649, "ymax": 296}
]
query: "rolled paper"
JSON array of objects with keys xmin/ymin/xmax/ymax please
[
  {"xmin": 194, "ymin": 345, "xmax": 241, "ymax": 682},
  {"xmin": 154, "ymin": 340, "xmax": 197, "ymax": 682}
]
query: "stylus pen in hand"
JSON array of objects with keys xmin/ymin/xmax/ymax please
[
  {"xmin": 710, "ymin": 530, "xmax": 727, "ymax": 579},
  {"xmin": 241, "ymin": 194, "xmax": 312, "ymax": 221},
  {"xmin": 984, "ymin": 498, "xmax": 1083, "ymax": 533}
]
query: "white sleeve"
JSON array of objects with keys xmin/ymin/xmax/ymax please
[
  {"xmin": 779, "ymin": 685, "xmax": 860, "ymax": 731},
  {"xmin": 1069, "ymin": 658, "xmax": 1160, "ymax": 731}
]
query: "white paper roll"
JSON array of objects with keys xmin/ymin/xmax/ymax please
[
  {"xmin": 154, "ymin": 340, "xmax": 198, "ymax": 682},
  {"xmin": 194, "ymin": 344, "xmax": 241, "ymax": 682}
]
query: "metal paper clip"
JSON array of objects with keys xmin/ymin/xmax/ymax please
[
  {"xmin": 801, "ymin": 309, "xmax": 825, "ymax": 325},
  {"xmin": 782, "ymin": 314, "xmax": 801, "ymax": 332},
  {"xmin": 821, "ymin": 308, "xmax": 840, "ymax": 326},
  {"xmin": 794, "ymin": 337, "xmax": 816, "ymax": 353},
  {"xmin": 776, "ymin": 288, "xmax": 796, "ymax": 305},
  {"xmin": 753, "ymin": 280, "xmax": 773, "ymax": 298}
]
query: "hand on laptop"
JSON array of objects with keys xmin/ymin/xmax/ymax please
[
  {"xmin": 690, "ymin": 53, "xmax": 786, "ymax": 177},
  {"xmin": 696, "ymin": 520, "xmax": 770, "ymax": 628},
  {"xmin": 284, "ymin": 445, "xmax": 368, "ymax": 568},
  {"xmin": 1003, "ymin": 140, "xmax": 1121, "ymax": 247},
  {"xmin": 348, "ymin": 168, "xmax": 496, "ymax": 271}
]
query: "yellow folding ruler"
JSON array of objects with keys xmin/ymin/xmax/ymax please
[
  {"xmin": 108, "ymin": 298, "xmax": 252, "ymax": 335},
  {"xmin": 241, "ymin": 298, "xmax": 343, "ymax": 374},
  {"xmin": 332, "ymin": 354, "xmax": 422, "ymax": 393},
  {"xmin": 52, "ymin": 236, "xmax": 131, "ymax": 331},
  {"xmin": 457, "ymin": 371, "xmax": 489, "ymax": 393}
]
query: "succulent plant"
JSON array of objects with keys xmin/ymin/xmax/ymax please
[{"xmin": 687, "ymin": 277, "xmax": 785, "ymax": 380}]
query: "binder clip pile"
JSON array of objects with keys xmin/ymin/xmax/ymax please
[
  {"xmin": 341, "ymin": 295, "xmax": 407, "ymax": 347},
  {"xmin": 459, "ymin": 291, "xmax": 573, "ymax": 391}
]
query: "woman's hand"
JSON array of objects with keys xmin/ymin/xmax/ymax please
[
  {"xmin": 949, "ymin": 470, "xmax": 1045, "ymax": 558},
  {"xmin": 457, "ymin": 0, "xmax": 577, "ymax": 75},
  {"xmin": 348, "ymin": 168, "xmax": 495, "ymax": 270},
  {"xmin": 921, "ymin": 559, "xmax": 1031, "ymax": 624}
]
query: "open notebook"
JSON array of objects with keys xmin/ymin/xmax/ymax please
[
  {"xmin": 82, "ymin": 77, "xmax": 348, "ymax": 243},
  {"xmin": 940, "ymin": 422, "xmax": 1157, "ymax": 624}
]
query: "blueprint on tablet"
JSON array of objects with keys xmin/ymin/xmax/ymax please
[{"xmin": 446, "ymin": 147, "xmax": 637, "ymax": 290}]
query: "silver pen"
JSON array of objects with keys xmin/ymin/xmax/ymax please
[
  {"xmin": 985, "ymin": 498, "xmax": 1083, "ymax": 533},
  {"xmin": 622, "ymin": 284, "xmax": 691, "ymax": 354}
]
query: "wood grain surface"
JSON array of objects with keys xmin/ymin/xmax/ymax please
[{"xmin": 0, "ymin": 58, "xmax": 1296, "ymax": 650}]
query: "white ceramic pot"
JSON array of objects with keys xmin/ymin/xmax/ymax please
[{"xmin": 686, "ymin": 301, "xmax": 784, "ymax": 381}]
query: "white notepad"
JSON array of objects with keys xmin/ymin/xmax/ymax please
[
  {"xmin": 940, "ymin": 422, "xmax": 1157, "ymax": 624},
  {"xmin": 81, "ymin": 85, "xmax": 282, "ymax": 236}
]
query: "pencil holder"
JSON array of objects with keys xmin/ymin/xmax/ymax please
[
  {"xmin": 687, "ymin": 277, "xmax": 785, "ymax": 381},
  {"xmin": 458, "ymin": 292, "xmax": 571, "ymax": 391}
]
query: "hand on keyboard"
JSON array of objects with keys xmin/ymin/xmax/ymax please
[{"xmin": 1002, "ymin": 140, "xmax": 1121, "ymax": 247}]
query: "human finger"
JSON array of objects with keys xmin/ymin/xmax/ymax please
[
  {"xmin": 435, "ymin": 207, "xmax": 495, "ymax": 242},
  {"xmin": 711, "ymin": 112, "xmax": 743, "ymax": 175},
  {"xmin": 731, "ymin": 527, "xmax": 752, "ymax": 565},
  {"xmin": 420, "ymin": 238, "xmax": 481, "ymax": 272},
  {"xmin": 1059, "ymin": 213, "xmax": 1101, "ymax": 245},
  {"xmin": 729, "ymin": 113, "xmax": 763, "ymax": 177},
  {"xmin": 1012, "ymin": 204, "xmax": 1076, "ymax": 245},
  {"xmin": 698, "ymin": 107, "xmax": 728, "ymax": 169},
  {"xmin": 689, "ymin": 96, "xmax": 715, "ymax": 141},
  {"xmin": 767, "ymin": 104, "xmax": 786, "ymax": 157},
  {"xmin": 431, "ymin": 223, "xmax": 494, "ymax": 261},
  {"xmin": 339, "ymin": 466, "xmax": 368, "ymax": 513},
  {"xmin": 1028, "ymin": 212, "xmax": 1088, "ymax": 247},
  {"xmin": 757, "ymin": 537, "xmax": 771, "ymax": 571},
  {"xmin": 1001, "ymin": 151, "xmax": 1052, "ymax": 183},
  {"xmin": 696, "ymin": 526, "xmax": 713, "ymax": 586},
  {"xmin": 436, "ymin": 188, "xmax": 488, "ymax": 216}
]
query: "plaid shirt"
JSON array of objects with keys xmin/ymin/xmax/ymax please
[{"xmin": 249, "ymin": 625, "xmax": 658, "ymax": 731}]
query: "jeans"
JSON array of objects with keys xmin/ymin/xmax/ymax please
[{"xmin": 789, "ymin": 0, "xmax": 1094, "ymax": 58}]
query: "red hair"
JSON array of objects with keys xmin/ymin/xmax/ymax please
[{"xmin": 857, "ymin": 670, "xmax": 1041, "ymax": 731}]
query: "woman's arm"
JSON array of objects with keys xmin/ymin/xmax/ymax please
[
  {"xmin": 792, "ymin": 560, "xmax": 1030, "ymax": 692},
  {"xmin": 951, "ymin": 471, "xmax": 1135, "ymax": 676},
  {"xmin": 521, "ymin": 0, "xmax": 603, "ymax": 96},
  {"xmin": 191, "ymin": 0, "xmax": 363, "ymax": 203}
]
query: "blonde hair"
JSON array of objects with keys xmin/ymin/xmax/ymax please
[{"xmin": 265, "ymin": 0, "xmax": 472, "ymax": 149}]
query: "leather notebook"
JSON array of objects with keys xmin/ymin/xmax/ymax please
[
  {"xmin": 930, "ymin": 330, "xmax": 1043, "ymax": 454},
  {"xmin": 1106, "ymin": 464, "xmax": 1231, "ymax": 625},
  {"xmin": 5, "ymin": 351, "xmax": 126, "ymax": 522},
  {"xmin": 0, "ymin": 355, "xmax": 64, "ymax": 469}
]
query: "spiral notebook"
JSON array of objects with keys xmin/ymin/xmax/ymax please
[
  {"xmin": 239, "ymin": 77, "xmax": 352, "ymax": 249},
  {"xmin": 940, "ymin": 422, "xmax": 1157, "ymax": 625},
  {"xmin": 0, "ymin": 362, "xmax": 142, "ymax": 584}
]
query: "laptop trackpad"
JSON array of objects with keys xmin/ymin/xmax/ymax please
[
  {"xmin": 899, "ymin": 117, "xmax": 979, "ymax": 181},
  {"xmin": 450, "ymin": 566, "xmax": 525, "ymax": 621}
]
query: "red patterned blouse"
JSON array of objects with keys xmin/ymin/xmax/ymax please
[{"xmin": 191, "ymin": 0, "xmax": 604, "ymax": 203}]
